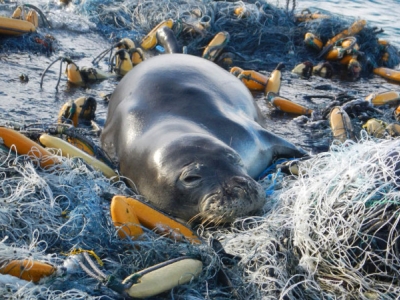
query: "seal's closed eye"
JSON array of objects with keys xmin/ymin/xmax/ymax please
[{"xmin": 182, "ymin": 175, "xmax": 202, "ymax": 183}]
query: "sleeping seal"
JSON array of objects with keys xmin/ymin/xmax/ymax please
[{"xmin": 101, "ymin": 54, "xmax": 306, "ymax": 223}]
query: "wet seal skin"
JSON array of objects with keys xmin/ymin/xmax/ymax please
[{"xmin": 101, "ymin": 54, "xmax": 306, "ymax": 224}]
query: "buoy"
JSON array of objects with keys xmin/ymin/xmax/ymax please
[
  {"xmin": 67, "ymin": 65, "xmax": 112, "ymax": 85},
  {"xmin": 202, "ymin": 31, "xmax": 230, "ymax": 61},
  {"xmin": 58, "ymin": 97, "xmax": 97, "ymax": 127},
  {"xmin": 329, "ymin": 106, "xmax": 355, "ymax": 142},
  {"xmin": 129, "ymin": 48, "xmax": 145, "ymax": 66},
  {"xmin": 319, "ymin": 20, "xmax": 366, "ymax": 58},
  {"xmin": 111, "ymin": 196, "xmax": 202, "ymax": 244},
  {"xmin": 265, "ymin": 62, "xmax": 284, "ymax": 95},
  {"xmin": 0, "ymin": 259, "xmax": 56, "ymax": 283},
  {"xmin": 325, "ymin": 20, "xmax": 366, "ymax": 48},
  {"xmin": 141, "ymin": 19, "xmax": 174, "ymax": 50},
  {"xmin": 41, "ymin": 57, "xmax": 113, "ymax": 90},
  {"xmin": 347, "ymin": 58, "xmax": 362, "ymax": 79},
  {"xmin": 123, "ymin": 257, "xmax": 203, "ymax": 299},
  {"xmin": 362, "ymin": 119, "xmax": 387, "ymax": 139},
  {"xmin": 74, "ymin": 97, "xmax": 97, "ymax": 122},
  {"xmin": 65, "ymin": 61, "xmax": 84, "ymax": 85},
  {"xmin": 110, "ymin": 196, "xmax": 144, "ymax": 239},
  {"xmin": 373, "ymin": 67, "xmax": 400, "ymax": 83},
  {"xmin": 116, "ymin": 38, "xmax": 135, "ymax": 50},
  {"xmin": 266, "ymin": 92, "xmax": 313, "ymax": 115},
  {"xmin": 0, "ymin": 127, "xmax": 58, "ymax": 168},
  {"xmin": 295, "ymin": 9, "xmax": 329, "ymax": 22},
  {"xmin": 112, "ymin": 49, "xmax": 133, "ymax": 76},
  {"xmin": 58, "ymin": 100, "xmax": 78, "ymax": 127},
  {"xmin": 237, "ymin": 70, "xmax": 268, "ymax": 91},
  {"xmin": 66, "ymin": 136, "xmax": 95, "ymax": 156},
  {"xmin": 230, "ymin": 66, "xmax": 244, "ymax": 77},
  {"xmin": 234, "ymin": 6, "xmax": 250, "ymax": 18},
  {"xmin": 386, "ymin": 123, "xmax": 400, "ymax": 137},
  {"xmin": 39, "ymin": 134, "xmax": 118, "ymax": 179},
  {"xmin": 292, "ymin": 61, "xmax": 313, "ymax": 79},
  {"xmin": 26, "ymin": 10, "xmax": 39, "ymax": 27},
  {"xmin": 304, "ymin": 32, "xmax": 323, "ymax": 51},
  {"xmin": 325, "ymin": 47, "xmax": 346, "ymax": 60},
  {"xmin": 312, "ymin": 62, "xmax": 333, "ymax": 78},
  {"xmin": 365, "ymin": 91, "xmax": 400, "ymax": 106}
]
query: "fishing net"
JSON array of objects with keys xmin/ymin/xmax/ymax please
[
  {"xmin": 2, "ymin": 127, "xmax": 400, "ymax": 298},
  {"xmin": 0, "ymin": 3, "xmax": 55, "ymax": 55},
  {"xmin": 69, "ymin": 0, "xmax": 400, "ymax": 72},
  {"xmin": 211, "ymin": 132, "xmax": 400, "ymax": 299},
  {"xmin": 2, "ymin": 0, "xmax": 398, "ymax": 73},
  {"xmin": 0, "ymin": 142, "xmax": 239, "ymax": 299},
  {"xmin": 1, "ymin": 0, "xmax": 400, "ymax": 299}
]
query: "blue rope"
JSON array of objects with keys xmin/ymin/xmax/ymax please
[{"xmin": 257, "ymin": 158, "xmax": 297, "ymax": 196}]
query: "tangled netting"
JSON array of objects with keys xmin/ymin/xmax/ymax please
[
  {"xmin": 2, "ymin": 131, "xmax": 400, "ymax": 299},
  {"xmin": 210, "ymin": 132, "xmax": 400, "ymax": 299},
  {"xmin": 0, "ymin": 146, "xmax": 240, "ymax": 299},
  {"xmin": 69, "ymin": 0, "xmax": 400, "ymax": 72},
  {"xmin": 3, "ymin": 0, "xmax": 398, "ymax": 72}
]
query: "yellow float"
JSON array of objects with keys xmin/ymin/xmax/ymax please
[
  {"xmin": 365, "ymin": 90, "xmax": 400, "ymax": 106},
  {"xmin": 0, "ymin": 259, "xmax": 56, "ymax": 282},
  {"xmin": 111, "ymin": 196, "xmax": 202, "ymax": 244},
  {"xmin": 329, "ymin": 107, "xmax": 355, "ymax": 143},
  {"xmin": 39, "ymin": 134, "xmax": 118, "ymax": 179},
  {"xmin": 266, "ymin": 92, "xmax": 313, "ymax": 115},
  {"xmin": 373, "ymin": 67, "xmax": 400, "ymax": 83},
  {"xmin": 0, "ymin": 127, "xmax": 58, "ymax": 168}
]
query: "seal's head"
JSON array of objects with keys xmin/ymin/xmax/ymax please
[{"xmin": 146, "ymin": 134, "xmax": 266, "ymax": 224}]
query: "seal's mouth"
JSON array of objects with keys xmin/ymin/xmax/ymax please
[{"xmin": 196, "ymin": 176, "xmax": 265, "ymax": 225}]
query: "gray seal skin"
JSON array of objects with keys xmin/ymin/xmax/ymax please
[{"xmin": 101, "ymin": 54, "xmax": 306, "ymax": 223}]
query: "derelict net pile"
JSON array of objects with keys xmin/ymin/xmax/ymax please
[
  {"xmin": 73, "ymin": 0, "xmax": 400, "ymax": 71},
  {"xmin": 0, "ymin": 146, "xmax": 237, "ymax": 299},
  {"xmin": 210, "ymin": 133, "xmax": 400, "ymax": 299},
  {"xmin": 0, "ymin": 3, "xmax": 55, "ymax": 54},
  {"xmin": 2, "ymin": 133, "xmax": 400, "ymax": 298}
]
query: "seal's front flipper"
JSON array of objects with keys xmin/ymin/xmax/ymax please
[{"xmin": 261, "ymin": 129, "xmax": 308, "ymax": 160}]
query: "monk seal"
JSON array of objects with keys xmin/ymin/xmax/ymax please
[{"xmin": 101, "ymin": 54, "xmax": 306, "ymax": 223}]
